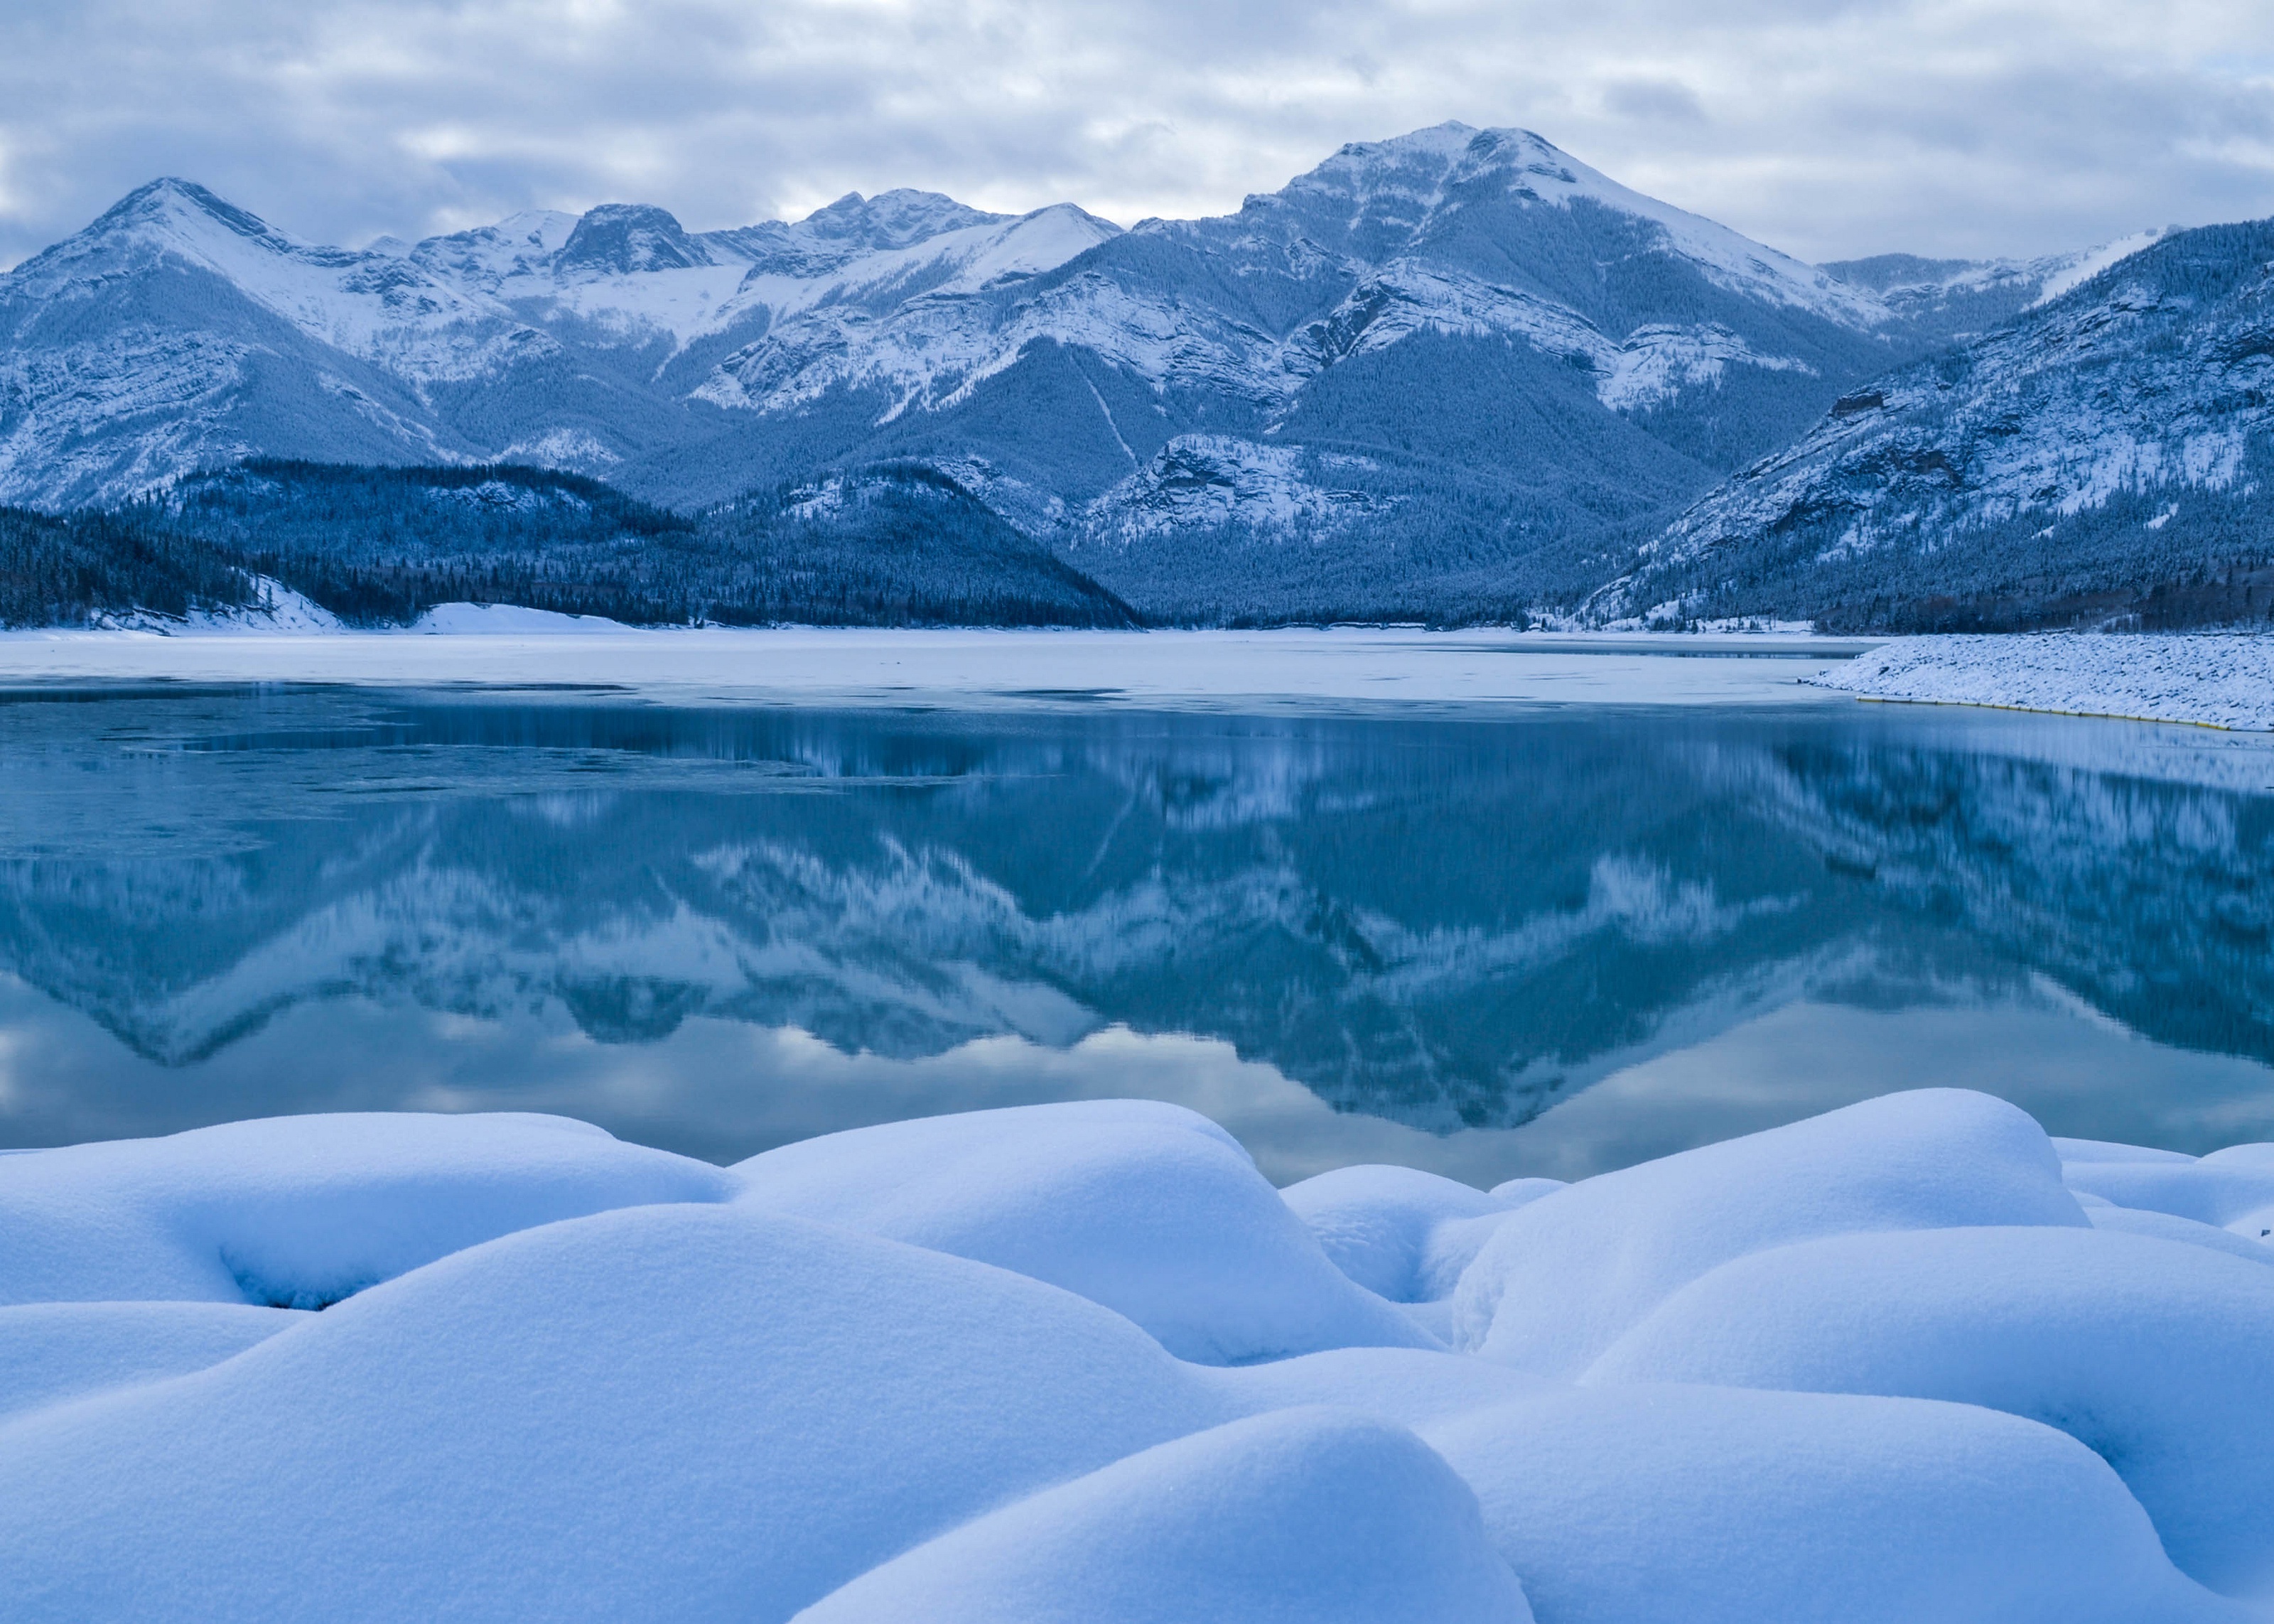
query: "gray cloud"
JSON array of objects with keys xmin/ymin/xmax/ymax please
[{"xmin": 3, "ymin": 0, "xmax": 2273, "ymax": 269}]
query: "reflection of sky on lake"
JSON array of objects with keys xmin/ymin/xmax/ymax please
[{"xmin": 1, "ymin": 686, "xmax": 2270, "ymax": 1181}]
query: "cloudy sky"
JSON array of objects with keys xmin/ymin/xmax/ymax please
[{"xmin": 3, "ymin": 0, "xmax": 2272, "ymax": 269}]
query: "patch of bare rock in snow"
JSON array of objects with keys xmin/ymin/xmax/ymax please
[
  {"xmin": 4, "ymin": 1090, "xmax": 2273, "ymax": 1620},
  {"xmin": 1811, "ymin": 634, "xmax": 2274, "ymax": 731}
]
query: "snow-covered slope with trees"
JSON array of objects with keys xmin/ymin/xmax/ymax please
[{"xmin": 1601, "ymin": 222, "xmax": 2274, "ymax": 629}]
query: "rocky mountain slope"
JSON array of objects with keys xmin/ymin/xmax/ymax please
[
  {"xmin": 4, "ymin": 124, "xmax": 2121, "ymax": 621},
  {"xmin": 1602, "ymin": 221, "xmax": 2274, "ymax": 630}
]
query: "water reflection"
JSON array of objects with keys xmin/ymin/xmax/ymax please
[{"xmin": 0, "ymin": 686, "xmax": 2269, "ymax": 1179}]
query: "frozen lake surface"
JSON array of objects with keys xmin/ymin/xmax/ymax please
[
  {"xmin": 1, "ymin": 630, "xmax": 2268, "ymax": 1182},
  {"xmin": 0, "ymin": 624, "xmax": 1870, "ymax": 714}
]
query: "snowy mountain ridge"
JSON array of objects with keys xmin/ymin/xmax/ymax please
[
  {"xmin": 0, "ymin": 124, "xmax": 2172, "ymax": 622},
  {"xmin": 1595, "ymin": 219, "xmax": 2274, "ymax": 629}
]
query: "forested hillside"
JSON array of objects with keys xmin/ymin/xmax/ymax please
[
  {"xmin": 1602, "ymin": 221, "xmax": 2274, "ymax": 631},
  {"xmin": 0, "ymin": 507, "xmax": 254, "ymax": 627},
  {"xmin": 1, "ymin": 461, "xmax": 1136, "ymax": 630}
]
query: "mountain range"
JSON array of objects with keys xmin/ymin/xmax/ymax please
[{"xmin": 2, "ymin": 123, "xmax": 2263, "ymax": 628}]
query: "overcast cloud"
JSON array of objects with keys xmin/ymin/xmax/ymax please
[{"xmin": 4, "ymin": 1, "xmax": 2273, "ymax": 269}]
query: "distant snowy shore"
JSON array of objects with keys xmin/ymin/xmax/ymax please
[
  {"xmin": 1813, "ymin": 633, "xmax": 2274, "ymax": 730},
  {"xmin": 4, "ymin": 1091, "xmax": 2273, "ymax": 1620},
  {"xmin": 0, "ymin": 624, "xmax": 1868, "ymax": 713}
]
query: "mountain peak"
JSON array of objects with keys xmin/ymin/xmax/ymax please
[
  {"xmin": 555, "ymin": 204, "xmax": 712, "ymax": 274},
  {"xmin": 90, "ymin": 178, "xmax": 301, "ymax": 254},
  {"xmin": 797, "ymin": 189, "xmax": 1007, "ymax": 251}
]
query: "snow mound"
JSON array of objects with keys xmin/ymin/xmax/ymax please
[
  {"xmin": 1448, "ymin": 1088, "xmax": 2086, "ymax": 1374},
  {"xmin": 0, "ymin": 1204, "xmax": 1230, "ymax": 1622},
  {"xmin": 733, "ymin": 1100, "xmax": 1434, "ymax": 1364},
  {"xmin": 1812, "ymin": 634, "xmax": 2274, "ymax": 731},
  {"xmin": 0, "ymin": 1300, "xmax": 306, "ymax": 1423},
  {"xmin": 8, "ymin": 1089, "xmax": 2274, "ymax": 1618},
  {"xmin": 409, "ymin": 602, "xmax": 640, "ymax": 634},
  {"xmin": 1422, "ymin": 1385, "xmax": 2234, "ymax": 1624},
  {"xmin": 2059, "ymin": 1140, "xmax": 2274, "ymax": 1237},
  {"xmin": 793, "ymin": 1407, "xmax": 1533, "ymax": 1624},
  {"xmin": 1281, "ymin": 1162, "xmax": 1539, "ymax": 1303},
  {"xmin": 0, "ymin": 1110, "xmax": 733, "ymax": 1309},
  {"xmin": 1585, "ymin": 1225, "xmax": 2274, "ymax": 1593},
  {"xmin": 2084, "ymin": 1201, "xmax": 2274, "ymax": 1263},
  {"xmin": 1210, "ymin": 1346, "xmax": 1555, "ymax": 1429}
]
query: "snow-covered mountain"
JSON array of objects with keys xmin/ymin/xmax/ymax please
[
  {"xmin": 0, "ymin": 124, "xmax": 2044, "ymax": 618},
  {"xmin": 1600, "ymin": 220, "xmax": 2274, "ymax": 629},
  {"xmin": 0, "ymin": 174, "xmax": 1119, "ymax": 508},
  {"xmin": 1, "ymin": 124, "xmax": 2182, "ymax": 621},
  {"xmin": 1818, "ymin": 233, "xmax": 2170, "ymax": 345}
]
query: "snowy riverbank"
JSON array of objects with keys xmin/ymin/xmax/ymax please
[
  {"xmin": 1813, "ymin": 633, "xmax": 2274, "ymax": 730},
  {"xmin": 5, "ymin": 1091, "xmax": 2273, "ymax": 1620}
]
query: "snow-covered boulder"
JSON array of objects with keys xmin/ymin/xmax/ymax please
[
  {"xmin": 1281, "ymin": 1163, "xmax": 1553, "ymax": 1304},
  {"xmin": 2081, "ymin": 1201, "xmax": 2274, "ymax": 1263},
  {"xmin": 0, "ymin": 1111, "xmax": 733, "ymax": 1309},
  {"xmin": 6, "ymin": 1091, "xmax": 2272, "ymax": 1620},
  {"xmin": 1210, "ymin": 1346, "xmax": 1555, "ymax": 1429},
  {"xmin": 0, "ymin": 1300, "xmax": 306, "ymax": 1423},
  {"xmin": 1422, "ymin": 1385, "xmax": 2238, "ymax": 1624},
  {"xmin": 1448, "ymin": 1088, "xmax": 2086, "ymax": 1373},
  {"xmin": 733, "ymin": 1100, "xmax": 1434, "ymax": 1364},
  {"xmin": 2058, "ymin": 1139, "xmax": 2274, "ymax": 1238},
  {"xmin": 792, "ymin": 1408, "xmax": 1534, "ymax": 1624},
  {"xmin": 0, "ymin": 1203, "xmax": 1232, "ymax": 1623},
  {"xmin": 1583, "ymin": 1225, "xmax": 2274, "ymax": 1594}
]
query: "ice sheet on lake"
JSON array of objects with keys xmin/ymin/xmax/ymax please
[{"xmin": 0, "ymin": 626, "xmax": 1864, "ymax": 713}]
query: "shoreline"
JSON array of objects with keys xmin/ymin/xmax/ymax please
[
  {"xmin": 1813, "ymin": 634, "xmax": 2273, "ymax": 732},
  {"xmin": 0, "ymin": 624, "xmax": 1870, "ymax": 714}
]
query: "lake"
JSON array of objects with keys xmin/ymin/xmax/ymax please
[{"xmin": 2, "ymin": 672, "xmax": 2269, "ymax": 1183}]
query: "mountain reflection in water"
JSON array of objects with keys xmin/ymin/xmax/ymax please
[{"xmin": 1, "ymin": 686, "xmax": 2269, "ymax": 1181}]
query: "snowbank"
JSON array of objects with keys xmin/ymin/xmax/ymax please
[
  {"xmin": 2057, "ymin": 1137, "xmax": 2274, "ymax": 1235},
  {"xmin": 0, "ymin": 1300, "xmax": 304, "ymax": 1423},
  {"xmin": 0, "ymin": 1110, "xmax": 734, "ymax": 1308},
  {"xmin": 0, "ymin": 1205, "xmax": 1232, "ymax": 1621},
  {"xmin": 1584, "ymin": 1225, "xmax": 2274, "ymax": 1592},
  {"xmin": 409, "ymin": 602, "xmax": 642, "ymax": 634},
  {"xmin": 1812, "ymin": 632, "xmax": 2274, "ymax": 730},
  {"xmin": 794, "ymin": 1408, "xmax": 1534, "ymax": 1624},
  {"xmin": 735, "ymin": 1100, "xmax": 1433, "ymax": 1363},
  {"xmin": 1, "ymin": 1089, "xmax": 2265, "ymax": 1618},
  {"xmin": 1447, "ymin": 1088, "xmax": 2086, "ymax": 1375},
  {"xmin": 1281, "ymin": 1163, "xmax": 1546, "ymax": 1305},
  {"xmin": 1423, "ymin": 1385, "xmax": 2233, "ymax": 1624}
]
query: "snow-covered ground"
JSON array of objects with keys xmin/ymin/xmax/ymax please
[
  {"xmin": 0, "ymin": 625, "xmax": 1870, "ymax": 712},
  {"xmin": 4, "ymin": 1090, "xmax": 2270, "ymax": 1620},
  {"xmin": 1814, "ymin": 634, "xmax": 2274, "ymax": 730}
]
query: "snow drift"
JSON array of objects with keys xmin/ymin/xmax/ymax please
[{"xmin": 0, "ymin": 1088, "xmax": 2264, "ymax": 1620}]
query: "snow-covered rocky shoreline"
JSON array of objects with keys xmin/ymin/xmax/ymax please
[
  {"xmin": 5, "ymin": 1092, "xmax": 2273, "ymax": 1620},
  {"xmin": 1812, "ymin": 632, "xmax": 2274, "ymax": 730}
]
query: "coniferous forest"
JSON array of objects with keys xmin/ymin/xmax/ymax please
[{"xmin": 0, "ymin": 461, "xmax": 1138, "ymax": 630}]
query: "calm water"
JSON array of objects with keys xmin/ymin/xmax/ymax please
[{"xmin": 1, "ymin": 683, "xmax": 2270, "ymax": 1183}]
